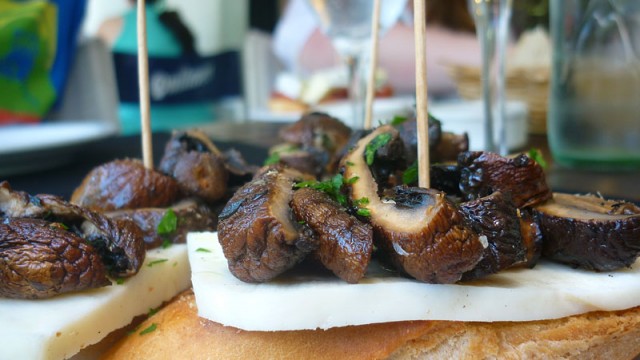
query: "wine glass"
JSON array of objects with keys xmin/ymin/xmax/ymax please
[
  {"xmin": 306, "ymin": 0, "xmax": 408, "ymax": 128},
  {"xmin": 467, "ymin": 0, "xmax": 513, "ymax": 155}
]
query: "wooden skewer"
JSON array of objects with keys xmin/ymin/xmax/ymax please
[
  {"xmin": 137, "ymin": 0, "xmax": 153, "ymax": 169},
  {"xmin": 363, "ymin": 0, "xmax": 381, "ymax": 130},
  {"xmin": 413, "ymin": 0, "xmax": 430, "ymax": 188}
]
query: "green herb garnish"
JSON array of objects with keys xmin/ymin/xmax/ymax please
[
  {"xmin": 402, "ymin": 161, "xmax": 419, "ymax": 184},
  {"xmin": 295, "ymin": 174, "xmax": 347, "ymax": 206},
  {"xmin": 346, "ymin": 176, "xmax": 359, "ymax": 185},
  {"xmin": 157, "ymin": 208, "xmax": 178, "ymax": 235},
  {"xmin": 139, "ymin": 323, "xmax": 157, "ymax": 335},
  {"xmin": 356, "ymin": 208, "xmax": 371, "ymax": 217},
  {"xmin": 390, "ymin": 115, "xmax": 408, "ymax": 126},
  {"xmin": 264, "ymin": 144, "xmax": 299, "ymax": 165},
  {"xmin": 127, "ymin": 325, "xmax": 140, "ymax": 335},
  {"xmin": 352, "ymin": 197, "xmax": 370, "ymax": 207},
  {"xmin": 161, "ymin": 239, "xmax": 172, "ymax": 249},
  {"xmin": 147, "ymin": 259, "xmax": 168, "ymax": 267},
  {"xmin": 196, "ymin": 248, "xmax": 211, "ymax": 253},
  {"xmin": 527, "ymin": 148, "xmax": 548, "ymax": 169},
  {"xmin": 321, "ymin": 133, "xmax": 333, "ymax": 150},
  {"xmin": 263, "ymin": 152, "xmax": 280, "ymax": 166},
  {"xmin": 365, "ymin": 133, "xmax": 392, "ymax": 165},
  {"xmin": 148, "ymin": 307, "xmax": 159, "ymax": 317},
  {"xmin": 116, "ymin": 278, "xmax": 125, "ymax": 285},
  {"xmin": 345, "ymin": 160, "xmax": 355, "ymax": 167}
]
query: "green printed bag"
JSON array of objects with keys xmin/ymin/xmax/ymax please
[{"xmin": 0, "ymin": 0, "xmax": 57, "ymax": 124}]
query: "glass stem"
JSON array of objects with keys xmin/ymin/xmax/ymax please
[
  {"xmin": 345, "ymin": 53, "xmax": 365, "ymax": 129},
  {"xmin": 479, "ymin": 27, "xmax": 495, "ymax": 153},
  {"xmin": 494, "ymin": 0, "xmax": 512, "ymax": 156},
  {"xmin": 470, "ymin": 0, "xmax": 513, "ymax": 155}
]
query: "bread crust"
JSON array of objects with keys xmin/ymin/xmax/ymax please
[{"xmin": 104, "ymin": 289, "xmax": 640, "ymax": 360}]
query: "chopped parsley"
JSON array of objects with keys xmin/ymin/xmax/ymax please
[
  {"xmin": 139, "ymin": 323, "xmax": 157, "ymax": 335},
  {"xmin": 365, "ymin": 133, "xmax": 392, "ymax": 165},
  {"xmin": 264, "ymin": 144, "xmax": 299, "ymax": 165},
  {"xmin": 353, "ymin": 196, "xmax": 370, "ymax": 217},
  {"xmin": 147, "ymin": 259, "xmax": 168, "ymax": 267},
  {"xmin": 148, "ymin": 307, "xmax": 159, "ymax": 317},
  {"xmin": 195, "ymin": 247, "xmax": 211, "ymax": 253},
  {"xmin": 345, "ymin": 176, "xmax": 359, "ymax": 185},
  {"xmin": 345, "ymin": 161, "xmax": 355, "ymax": 167},
  {"xmin": 352, "ymin": 197, "xmax": 370, "ymax": 207},
  {"xmin": 294, "ymin": 174, "xmax": 347, "ymax": 206},
  {"xmin": 390, "ymin": 115, "xmax": 408, "ymax": 126},
  {"xmin": 527, "ymin": 148, "xmax": 548, "ymax": 169},
  {"xmin": 356, "ymin": 208, "xmax": 371, "ymax": 217},
  {"xmin": 263, "ymin": 152, "xmax": 280, "ymax": 166},
  {"xmin": 157, "ymin": 209, "xmax": 178, "ymax": 235},
  {"xmin": 161, "ymin": 239, "xmax": 172, "ymax": 249},
  {"xmin": 402, "ymin": 161, "xmax": 418, "ymax": 184},
  {"xmin": 116, "ymin": 278, "xmax": 125, "ymax": 285}
]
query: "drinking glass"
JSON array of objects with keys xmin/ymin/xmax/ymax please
[
  {"xmin": 306, "ymin": 0, "xmax": 407, "ymax": 128},
  {"xmin": 467, "ymin": 0, "xmax": 513, "ymax": 155},
  {"xmin": 548, "ymin": 0, "xmax": 640, "ymax": 169}
]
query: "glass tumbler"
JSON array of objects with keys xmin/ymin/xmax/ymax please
[{"xmin": 548, "ymin": 0, "xmax": 640, "ymax": 169}]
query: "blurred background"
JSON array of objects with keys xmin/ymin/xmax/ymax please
[
  {"xmin": 0, "ymin": 0, "xmax": 550, "ymax": 135},
  {"xmin": 3, "ymin": 0, "xmax": 640, "ymax": 202}
]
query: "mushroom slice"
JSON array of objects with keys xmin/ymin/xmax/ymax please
[
  {"xmin": 278, "ymin": 112, "xmax": 353, "ymax": 177},
  {"xmin": 222, "ymin": 148, "xmax": 259, "ymax": 186},
  {"xmin": 267, "ymin": 143, "xmax": 328, "ymax": 178},
  {"xmin": 458, "ymin": 151, "xmax": 552, "ymax": 208},
  {"xmin": 290, "ymin": 187, "xmax": 373, "ymax": 283},
  {"xmin": 426, "ymin": 164, "xmax": 462, "ymax": 197},
  {"xmin": 432, "ymin": 131, "xmax": 470, "ymax": 163},
  {"xmin": 159, "ymin": 130, "xmax": 229, "ymax": 203},
  {"xmin": 533, "ymin": 192, "xmax": 640, "ymax": 271},
  {"xmin": 71, "ymin": 159, "xmax": 181, "ymax": 211},
  {"xmin": 517, "ymin": 207, "xmax": 543, "ymax": 268},
  {"xmin": 0, "ymin": 218, "xmax": 110, "ymax": 299},
  {"xmin": 279, "ymin": 112, "xmax": 352, "ymax": 154},
  {"xmin": 396, "ymin": 114, "xmax": 442, "ymax": 165},
  {"xmin": 459, "ymin": 191, "xmax": 527, "ymax": 281},
  {"xmin": 217, "ymin": 166, "xmax": 317, "ymax": 283},
  {"xmin": 341, "ymin": 125, "xmax": 484, "ymax": 284},
  {"xmin": 1, "ymin": 182, "xmax": 145, "ymax": 278},
  {"xmin": 107, "ymin": 199, "xmax": 216, "ymax": 249}
]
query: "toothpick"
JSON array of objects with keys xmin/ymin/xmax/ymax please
[
  {"xmin": 413, "ymin": 0, "xmax": 430, "ymax": 188},
  {"xmin": 137, "ymin": 0, "xmax": 153, "ymax": 169},
  {"xmin": 364, "ymin": 0, "xmax": 381, "ymax": 130}
]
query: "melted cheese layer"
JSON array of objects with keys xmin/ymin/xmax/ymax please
[
  {"xmin": 0, "ymin": 244, "xmax": 191, "ymax": 360},
  {"xmin": 188, "ymin": 232, "xmax": 640, "ymax": 331}
]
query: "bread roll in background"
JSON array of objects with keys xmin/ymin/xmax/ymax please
[{"xmin": 104, "ymin": 289, "xmax": 640, "ymax": 360}]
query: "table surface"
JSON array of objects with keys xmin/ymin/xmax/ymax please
[{"xmin": 3, "ymin": 121, "xmax": 640, "ymax": 203}]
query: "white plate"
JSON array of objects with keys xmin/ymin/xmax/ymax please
[
  {"xmin": 430, "ymin": 99, "xmax": 529, "ymax": 151},
  {"xmin": 0, "ymin": 121, "xmax": 118, "ymax": 176},
  {"xmin": 249, "ymin": 96, "xmax": 417, "ymax": 126},
  {"xmin": 314, "ymin": 96, "xmax": 416, "ymax": 129}
]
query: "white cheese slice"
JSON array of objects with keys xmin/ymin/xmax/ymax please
[
  {"xmin": 188, "ymin": 232, "xmax": 640, "ymax": 331},
  {"xmin": 0, "ymin": 244, "xmax": 190, "ymax": 360}
]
